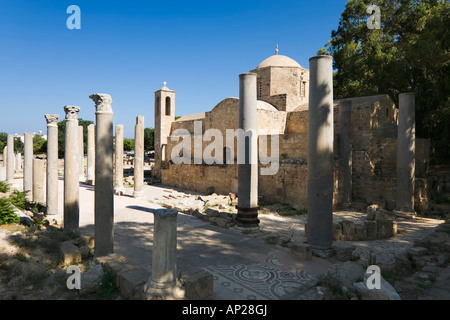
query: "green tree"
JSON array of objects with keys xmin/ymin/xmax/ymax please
[
  {"xmin": 58, "ymin": 118, "xmax": 94, "ymax": 156},
  {"xmin": 0, "ymin": 132, "xmax": 7, "ymax": 152},
  {"xmin": 33, "ymin": 134, "xmax": 47, "ymax": 154},
  {"xmin": 320, "ymin": 0, "xmax": 450, "ymax": 164},
  {"xmin": 144, "ymin": 127, "xmax": 154, "ymax": 152},
  {"xmin": 123, "ymin": 138, "xmax": 134, "ymax": 151}
]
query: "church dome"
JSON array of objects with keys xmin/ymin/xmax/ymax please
[{"xmin": 256, "ymin": 54, "xmax": 302, "ymax": 69}]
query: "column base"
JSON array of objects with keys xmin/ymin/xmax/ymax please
[
  {"xmin": 311, "ymin": 248, "xmax": 333, "ymax": 259},
  {"xmin": 235, "ymin": 206, "xmax": 260, "ymax": 231},
  {"xmin": 115, "ymin": 187, "xmax": 124, "ymax": 196},
  {"xmin": 132, "ymin": 190, "xmax": 145, "ymax": 199},
  {"xmin": 144, "ymin": 280, "xmax": 186, "ymax": 300}
]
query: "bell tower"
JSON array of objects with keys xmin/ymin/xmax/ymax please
[{"xmin": 153, "ymin": 82, "xmax": 175, "ymax": 181}]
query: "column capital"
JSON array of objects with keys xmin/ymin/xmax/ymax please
[
  {"xmin": 63, "ymin": 106, "xmax": 80, "ymax": 120},
  {"xmin": 89, "ymin": 93, "xmax": 113, "ymax": 113},
  {"xmin": 44, "ymin": 114, "xmax": 60, "ymax": 126}
]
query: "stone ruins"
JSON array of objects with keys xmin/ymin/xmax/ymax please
[{"xmin": 0, "ymin": 52, "xmax": 448, "ymax": 301}]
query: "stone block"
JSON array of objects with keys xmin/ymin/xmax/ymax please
[
  {"xmin": 377, "ymin": 220, "xmax": 397, "ymax": 238},
  {"xmin": 180, "ymin": 268, "xmax": 214, "ymax": 300},
  {"xmin": 332, "ymin": 242, "xmax": 356, "ymax": 261},
  {"xmin": 205, "ymin": 208, "xmax": 220, "ymax": 218},
  {"xmin": 354, "ymin": 224, "xmax": 367, "ymax": 241},
  {"xmin": 364, "ymin": 220, "xmax": 377, "ymax": 240},
  {"xmin": 291, "ymin": 242, "xmax": 312, "ymax": 261},
  {"xmin": 59, "ymin": 240, "xmax": 82, "ymax": 265},
  {"xmin": 341, "ymin": 220, "xmax": 355, "ymax": 241},
  {"xmin": 332, "ymin": 223, "xmax": 343, "ymax": 241}
]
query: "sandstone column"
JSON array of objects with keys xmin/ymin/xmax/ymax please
[
  {"xmin": 339, "ymin": 100, "xmax": 352, "ymax": 208},
  {"xmin": 307, "ymin": 55, "xmax": 334, "ymax": 251},
  {"xmin": 63, "ymin": 105, "xmax": 80, "ymax": 230},
  {"xmin": 236, "ymin": 73, "xmax": 259, "ymax": 231},
  {"xmin": 145, "ymin": 209, "xmax": 184, "ymax": 299},
  {"xmin": 32, "ymin": 158, "xmax": 45, "ymax": 204},
  {"xmin": 90, "ymin": 93, "xmax": 114, "ymax": 257},
  {"xmin": 133, "ymin": 116, "xmax": 145, "ymax": 199},
  {"xmin": 23, "ymin": 132, "xmax": 34, "ymax": 201},
  {"xmin": 78, "ymin": 125, "xmax": 84, "ymax": 181},
  {"xmin": 86, "ymin": 124, "xmax": 95, "ymax": 185},
  {"xmin": 6, "ymin": 135, "xmax": 14, "ymax": 182},
  {"xmin": 45, "ymin": 114, "xmax": 59, "ymax": 215},
  {"xmin": 396, "ymin": 92, "xmax": 415, "ymax": 216},
  {"xmin": 114, "ymin": 124, "xmax": 124, "ymax": 195}
]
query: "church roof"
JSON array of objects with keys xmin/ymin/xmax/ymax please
[{"xmin": 256, "ymin": 54, "xmax": 302, "ymax": 69}]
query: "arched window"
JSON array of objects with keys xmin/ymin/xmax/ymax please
[
  {"xmin": 165, "ymin": 97, "xmax": 171, "ymax": 116},
  {"xmin": 155, "ymin": 96, "xmax": 160, "ymax": 117}
]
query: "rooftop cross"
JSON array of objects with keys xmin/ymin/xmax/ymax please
[
  {"xmin": 275, "ymin": 44, "xmax": 279, "ymax": 55},
  {"xmin": 163, "ymin": 81, "xmax": 167, "ymax": 87}
]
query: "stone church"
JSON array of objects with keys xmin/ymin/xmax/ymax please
[{"xmin": 151, "ymin": 51, "xmax": 430, "ymax": 213}]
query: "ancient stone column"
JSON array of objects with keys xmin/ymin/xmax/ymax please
[
  {"xmin": 114, "ymin": 124, "xmax": 124, "ymax": 195},
  {"xmin": 23, "ymin": 132, "xmax": 34, "ymax": 201},
  {"xmin": 15, "ymin": 153, "xmax": 21, "ymax": 170},
  {"xmin": 396, "ymin": 92, "xmax": 415, "ymax": 216},
  {"xmin": 133, "ymin": 116, "xmax": 145, "ymax": 199},
  {"xmin": 339, "ymin": 100, "xmax": 352, "ymax": 208},
  {"xmin": 32, "ymin": 158, "xmax": 46, "ymax": 204},
  {"xmin": 145, "ymin": 209, "xmax": 184, "ymax": 299},
  {"xmin": 236, "ymin": 73, "xmax": 259, "ymax": 230},
  {"xmin": 90, "ymin": 93, "xmax": 114, "ymax": 257},
  {"xmin": 63, "ymin": 105, "xmax": 80, "ymax": 230},
  {"xmin": 307, "ymin": 55, "xmax": 334, "ymax": 251},
  {"xmin": 78, "ymin": 125, "xmax": 84, "ymax": 181},
  {"xmin": 45, "ymin": 114, "xmax": 59, "ymax": 215},
  {"xmin": 6, "ymin": 135, "xmax": 14, "ymax": 182},
  {"xmin": 86, "ymin": 124, "xmax": 95, "ymax": 185}
]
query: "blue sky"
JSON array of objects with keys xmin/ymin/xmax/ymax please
[{"xmin": 0, "ymin": 0, "xmax": 348, "ymax": 138}]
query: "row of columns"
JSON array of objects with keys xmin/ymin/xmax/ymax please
[{"xmin": 235, "ymin": 55, "xmax": 416, "ymax": 254}]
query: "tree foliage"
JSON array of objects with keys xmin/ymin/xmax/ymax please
[
  {"xmin": 320, "ymin": 0, "xmax": 449, "ymax": 164},
  {"xmin": 57, "ymin": 118, "xmax": 94, "ymax": 156}
]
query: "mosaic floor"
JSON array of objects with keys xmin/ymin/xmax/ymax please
[{"xmin": 204, "ymin": 251, "xmax": 317, "ymax": 300}]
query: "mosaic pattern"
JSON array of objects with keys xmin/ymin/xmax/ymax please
[{"xmin": 204, "ymin": 251, "xmax": 317, "ymax": 300}]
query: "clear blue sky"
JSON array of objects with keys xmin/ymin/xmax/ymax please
[{"xmin": 0, "ymin": 0, "xmax": 348, "ymax": 138}]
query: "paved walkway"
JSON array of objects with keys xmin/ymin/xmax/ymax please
[{"xmin": 6, "ymin": 177, "xmax": 447, "ymax": 299}]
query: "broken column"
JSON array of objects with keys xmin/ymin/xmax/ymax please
[
  {"xmin": 23, "ymin": 132, "xmax": 34, "ymax": 201},
  {"xmin": 86, "ymin": 124, "xmax": 95, "ymax": 185},
  {"xmin": 339, "ymin": 100, "xmax": 352, "ymax": 207},
  {"xmin": 32, "ymin": 158, "xmax": 45, "ymax": 204},
  {"xmin": 63, "ymin": 105, "xmax": 80, "ymax": 230},
  {"xmin": 307, "ymin": 55, "xmax": 334, "ymax": 251},
  {"xmin": 236, "ymin": 72, "xmax": 259, "ymax": 231},
  {"xmin": 133, "ymin": 116, "xmax": 145, "ymax": 199},
  {"xmin": 45, "ymin": 114, "xmax": 59, "ymax": 215},
  {"xmin": 114, "ymin": 124, "xmax": 124, "ymax": 195},
  {"xmin": 90, "ymin": 93, "xmax": 114, "ymax": 257},
  {"xmin": 6, "ymin": 134, "xmax": 14, "ymax": 182},
  {"xmin": 395, "ymin": 92, "xmax": 415, "ymax": 216},
  {"xmin": 78, "ymin": 125, "xmax": 84, "ymax": 181},
  {"xmin": 145, "ymin": 209, "xmax": 184, "ymax": 299}
]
